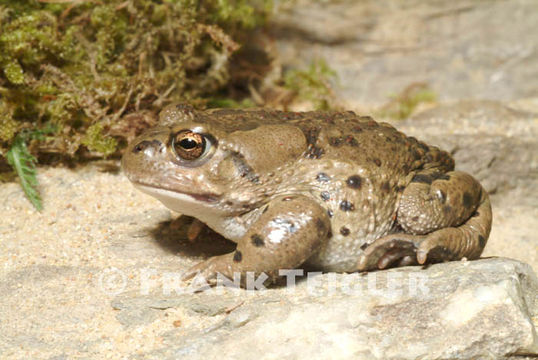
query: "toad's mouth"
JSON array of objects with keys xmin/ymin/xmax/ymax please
[{"xmin": 133, "ymin": 182, "xmax": 220, "ymax": 203}]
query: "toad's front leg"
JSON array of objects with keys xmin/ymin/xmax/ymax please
[{"xmin": 183, "ymin": 195, "xmax": 330, "ymax": 286}]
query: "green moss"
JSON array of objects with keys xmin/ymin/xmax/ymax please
[
  {"xmin": 82, "ymin": 123, "xmax": 118, "ymax": 157},
  {"xmin": 3, "ymin": 60, "xmax": 24, "ymax": 84},
  {"xmin": 0, "ymin": 100, "xmax": 17, "ymax": 143},
  {"xmin": 211, "ymin": 0, "xmax": 272, "ymax": 29},
  {"xmin": 284, "ymin": 59, "xmax": 337, "ymax": 110},
  {"xmin": 0, "ymin": 0, "xmax": 273, "ymax": 209},
  {"xmin": 0, "ymin": 0, "xmax": 272, "ymax": 151}
]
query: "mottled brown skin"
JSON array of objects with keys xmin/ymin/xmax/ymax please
[{"xmin": 122, "ymin": 104, "xmax": 492, "ymax": 285}]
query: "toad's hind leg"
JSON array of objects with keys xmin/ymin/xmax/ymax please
[{"xmin": 357, "ymin": 171, "xmax": 492, "ymax": 271}]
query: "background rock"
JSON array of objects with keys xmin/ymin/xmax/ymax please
[{"xmin": 273, "ymin": 0, "xmax": 538, "ymax": 108}]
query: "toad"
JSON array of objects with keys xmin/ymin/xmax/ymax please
[{"xmin": 122, "ymin": 104, "xmax": 492, "ymax": 284}]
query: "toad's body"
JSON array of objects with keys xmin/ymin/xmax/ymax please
[{"xmin": 122, "ymin": 105, "xmax": 492, "ymax": 282}]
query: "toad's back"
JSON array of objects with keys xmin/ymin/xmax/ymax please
[{"xmin": 200, "ymin": 108, "xmax": 455, "ymax": 175}]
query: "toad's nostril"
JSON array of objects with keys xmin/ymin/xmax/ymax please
[{"xmin": 132, "ymin": 140, "xmax": 162, "ymax": 154}]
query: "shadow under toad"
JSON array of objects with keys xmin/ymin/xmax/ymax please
[{"xmin": 148, "ymin": 215, "xmax": 235, "ymax": 258}]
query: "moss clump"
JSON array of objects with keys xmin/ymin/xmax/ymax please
[
  {"xmin": 0, "ymin": 0, "xmax": 272, "ymax": 157},
  {"xmin": 81, "ymin": 123, "xmax": 118, "ymax": 157},
  {"xmin": 0, "ymin": 0, "xmax": 272, "ymax": 208}
]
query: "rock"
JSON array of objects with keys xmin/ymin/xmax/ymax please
[
  {"xmin": 136, "ymin": 258, "xmax": 538, "ymax": 359},
  {"xmin": 111, "ymin": 292, "xmax": 240, "ymax": 327},
  {"xmin": 273, "ymin": 0, "xmax": 538, "ymax": 107}
]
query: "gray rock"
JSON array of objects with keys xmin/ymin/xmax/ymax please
[
  {"xmin": 273, "ymin": 0, "xmax": 538, "ymax": 106},
  {"xmin": 112, "ymin": 292, "xmax": 240, "ymax": 327},
  {"xmin": 138, "ymin": 258, "xmax": 537, "ymax": 360}
]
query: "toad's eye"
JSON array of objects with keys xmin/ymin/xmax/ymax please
[{"xmin": 172, "ymin": 130, "xmax": 207, "ymax": 160}]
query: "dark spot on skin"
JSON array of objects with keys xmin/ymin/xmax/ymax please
[
  {"xmin": 411, "ymin": 149, "xmax": 422, "ymax": 161},
  {"xmin": 262, "ymin": 206, "xmax": 269, "ymax": 214},
  {"xmin": 233, "ymin": 251, "xmax": 242, "ymax": 262},
  {"xmin": 412, "ymin": 216, "xmax": 419, "ymax": 222},
  {"xmin": 305, "ymin": 145, "xmax": 325, "ymax": 159},
  {"xmin": 133, "ymin": 140, "xmax": 162, "ymax": 153},
  {"xmin": 462, "ymin": 192, "xmax": 473, "ymax": 209},
  {"xmin": 176, "ymin": 103, "xmax": 194, "ymax": 112},
  {"xmin": 327, "ymin": 209, "xmax": 334, "ymax": 218},
  {"xmin": 251, "ymin": 234, "xmax": 265, "ymax": 247},
  {"xmin": 443, "ymin": 204, "xmax": 453, "ymax": 216},
  {"xmin": 473, "ymin": 211, "xmax": 480, "ymax": 218},
  {"xmin": 329, "ymin": 137, "xmax": 343, "ymax": 147},
  {"xmin": 478, "ymin": 235, "xmax": 486, "ymax": 248},
  {"xmin": 320, "ymin": 191, "xmax": 331, "ymax": 201},
  {"xmin": 372, "ymin": 158, "xmax": 382, "ymax": 167},
  {"xmin": 396, "ymin": 185, "xmax": 406, "ymax": 193},
  {"xmin": 437, "ymin": 189, "xmax": 446, "ymax": 204},
  {"xmin": 339, "ymin": 200, "xmax": 355, "ymax": 211},
  {"xmin": 305, "ymin": 127, "xmax": 321, "ymax": 146},
  {"xmin": 346, "ymin": 175, "xmax": 362, "ymax": 189},
  {"xmin": 327, "ymin": 230, "xmax": 333, "ymax": 238},
  {"xmin": 345, "ymin": 135, "xmax": 359, "ymax": 147},
  {"xmin": 231, "ymin": 152, "xmax": 259, "ymax": 183},
  {"xmin": 418, "ymin": 142, "xmax": 429, "ymax": 153},
  {"xmin": 411, "ymin": 174, "xmax": 433, "ymax": 184},
  {"xmin": 365, "ymin": 119, "xmax": 378, "ymax": 128},
  {"xmin": 340, "ymin": 227, "xmax": 350, "ymax": 236},
  {"xmin": 315, "ymin": 218, "xmax": 326, "ymax": 232},
  {"xmin": 316, "ymin": 172, "xmax": 331, "ymax": 182},
  {"xmin": 381, "ymin": 181, "xmax": 391, "ymax": 193},
  {"xmin": 360, "ymin": 243, "xmax": 369, "ymax": 250},
  {"xmin": 324, "ymin": 116, "xmax": 336, "ymax": 125},
  {"xmin": 428, "ymin": 171, "xmax": 450, "ymax": 182}
]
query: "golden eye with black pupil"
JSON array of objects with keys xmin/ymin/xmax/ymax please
[{"xmin": 172, "ymin": 130, "xmax": 206, "ymax": 160}]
